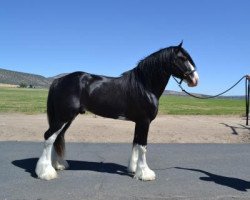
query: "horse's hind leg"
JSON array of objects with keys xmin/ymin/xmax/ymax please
[
  {"xmin": 52, "ymin": 121, "xmax": 73, "ymax": 171},
  {"xmin": 35, "ymin": 122, "xmax": 66, "ymax": 180}
]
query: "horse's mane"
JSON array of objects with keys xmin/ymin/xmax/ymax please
[
  {"xmin": 120, "ymin": 47, "xmax": 173, "ymax": 96},
  {"xmin": 123, "ymin": 47, "xmax": 173, "ymax": 75}
]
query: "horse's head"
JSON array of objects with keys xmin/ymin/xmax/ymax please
[{"xmin": 171, "ymin": 42, "xmax": 199, "ymax": 87}]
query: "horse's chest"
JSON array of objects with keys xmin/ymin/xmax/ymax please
[{"xmin": 147, "ymin": 93, "xmax": 159, "ymax": 119}]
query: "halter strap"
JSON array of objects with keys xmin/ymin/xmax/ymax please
[
  {"xmin": 174, "ymin": 69, "xmax": 196, "ymax": 85},
  {"xmin": 184, "ymin": 69, "xmax": 196, "ymax": 77}
]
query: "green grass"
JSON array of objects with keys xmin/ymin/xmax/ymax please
[
  {"xmin": 159, "ymin": 95, "xmax": 245, "ymax": 115},
  {"xmin": 0, "ymin": 87, "xmax": 246, "ymax": 115},
  {"xmin": 0, "ymin": 87, "xmax": 48, "ymax": 114}
]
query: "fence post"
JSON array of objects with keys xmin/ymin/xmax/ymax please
[{"xmin": 246, "ymin": 75, "xmax": 250, "ymax": 126}]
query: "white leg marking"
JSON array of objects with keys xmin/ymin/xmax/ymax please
[
  {"xmin": 35, "ymin": 124, "xmax": 65, "ymax": 180},
  {"xmin": 134, "ymin": 145, "xmax": 156, "ymax": 181},
  {"xmin": 52, "ymin": 147, "xmax": 69, "ymax": 171},
  {"xmin": 128, "ymin": 144, "xmax": 139, "ymax": 173}
]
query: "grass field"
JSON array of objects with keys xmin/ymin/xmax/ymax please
[
  {"xmin": 0, "ymin": 87, "xmax": 246, "ymax": 115},
  {"xmin": 0, "ymin": 87, "xmax": 47, "ymax": 113},
  {"xmin": 158, "ymin": 95, "xmax": 245, "ymax": 115}
]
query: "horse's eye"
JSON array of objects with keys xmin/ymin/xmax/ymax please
[{"xmin": 180, "ymin": 57, "xmax": 187, "ymax": 62}]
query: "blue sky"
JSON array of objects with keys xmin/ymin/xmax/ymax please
[{"xmin": 0, "ymin": 0, "xmax": 249, "ymax": 95}]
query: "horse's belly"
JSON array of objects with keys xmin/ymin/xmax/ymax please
[{"xmin": 86, "ymin": 101, "xmax": 126, "ymax": 120}]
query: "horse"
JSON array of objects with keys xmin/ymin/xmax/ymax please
[{"xmin": 35, "ymin": 42, "xmax": 199, "ymax": 181}]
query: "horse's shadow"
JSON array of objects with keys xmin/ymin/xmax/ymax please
[
  {"xmin": 175, "ymin": 167, "xmax": 250, "ymax": 192},
  {"xmin": 12, "ymin": 158, "xmax": 131, "ymax": 178}
]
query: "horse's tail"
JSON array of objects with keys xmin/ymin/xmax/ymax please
[
  {"xmin": 47, "ymin": 82, "xmax": 56, "ymax": 128},
  {"xmin": 54, "ymin": 121, "xmax": 72, "ymax": 157},
  {"xmin": 47, "ymin": 80, "xmax": 67, "ymax": 157}
]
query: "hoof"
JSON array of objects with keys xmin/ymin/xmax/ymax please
[
  {"xmin": 53, "ymin": 160, "xmax": 69, "ymax": 171},
  {"xmin": 134, "ymin": 167, "xmax": 156, "ymax": 181},
  {"xmin": 127, "ymin": 167, "xmax": 136, "ymax": 174},
  {"xmin": 36, "ymin": 163, "xmax": 58, "ymax": 180}
]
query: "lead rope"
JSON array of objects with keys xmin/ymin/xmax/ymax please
[{"xmin": 173, "ymin": 75, "xmax": 250, "ymax": 126}]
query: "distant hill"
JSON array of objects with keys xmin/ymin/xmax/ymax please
[{"xmin": 0, "ymin": 68, "xmax": 53, "ymax": 88}]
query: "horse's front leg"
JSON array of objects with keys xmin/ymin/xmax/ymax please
[
  {"xmin": 128, "ymin": 143, "xmax": 139, "ymax": 173},
  {"xmin": 128, "ymin": 120, "xmax": 156, "ymax": 181}
]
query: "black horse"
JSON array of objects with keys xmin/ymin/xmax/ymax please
[{"xmin": 35, "ymin": 42, "xmax": 199, "ymax": 181}]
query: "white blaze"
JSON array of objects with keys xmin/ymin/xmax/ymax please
[{"xmin": 185, "ymin": 60, "xmax": 199, "ymax": 86}]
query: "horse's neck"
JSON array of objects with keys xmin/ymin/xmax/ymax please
[
  {"xmin": 134, "ymin": 65, "xmax": 171, "ymax": 99},
  {"xmin": 149, "ymin": 71, "xmax": 171, "ymax": 98},
  {"xmin": 137, "ymin": 49, "xmax": 173, "ymax": 98}
]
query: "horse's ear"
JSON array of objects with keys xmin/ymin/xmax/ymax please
[
  {"xmin": 174, "ymin": 40, "xmax": 183, "ymax": 54},
  {"xmin": 178, "ymin": 40, "xmax": 183, "ymax": 48}
]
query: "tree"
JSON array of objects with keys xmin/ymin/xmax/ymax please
[{"xmin": 19, "ymin": 83, "xmax": 27, "ymax": 88}]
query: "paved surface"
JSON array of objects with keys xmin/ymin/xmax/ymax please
[{"xmin": 1, "ymin": 142, "xmax": 250, "ymax": 199}]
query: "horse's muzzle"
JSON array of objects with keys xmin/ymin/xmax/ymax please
[{"xmin": 187, "ymin": 71, "xmax": 199, "ymax": 87}]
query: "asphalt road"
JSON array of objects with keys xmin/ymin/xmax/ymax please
[{"xmin": 1, "ymin": 142, "xmax": 250, "ymax": 200}]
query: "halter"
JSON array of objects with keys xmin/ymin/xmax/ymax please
[
  {"xmin": 170, "ymin": 53, "xmax": 197, "ymax": 85},
  {"xmin": 173, "ymin": 66, "xmax": 196, "ymax": 85}
]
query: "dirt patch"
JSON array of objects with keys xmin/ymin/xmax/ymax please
[
  {"xmin": 0, "ymin": 114, "xmax": 249, "ymax": 143},
  {"xmin": 0, "ymin": 83, "xmax": 18, "ymax": 88}
]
